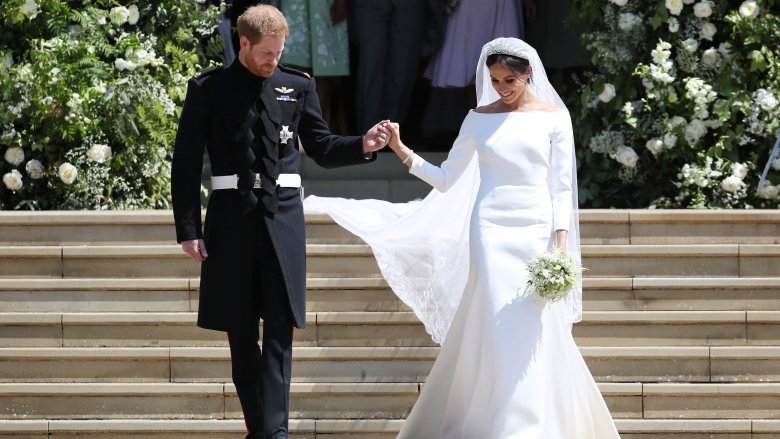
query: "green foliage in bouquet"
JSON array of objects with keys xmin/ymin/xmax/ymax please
[
  {"xmin": 0, "ymin": 0, "xmax": 224, "ymax": 209},
  {"xmin": 525, "ymin": 249, "xmax": 584, "ymax": 302},
  {"xmin": 570, "ymin": 0, "xmax": 780, "ymax": 208}
]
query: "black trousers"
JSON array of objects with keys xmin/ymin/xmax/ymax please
[{"xmin": 228, "ymin": 213, "xmax": 294, "ymax": 439}]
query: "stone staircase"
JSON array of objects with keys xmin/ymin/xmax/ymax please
[{"xmin": 0, "ymin": 210, "xmax": 779, "ymax": 438}]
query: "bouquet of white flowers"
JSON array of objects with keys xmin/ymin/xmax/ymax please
[{"xmin": 524, "ymin": 249, "xmax": 585, "ymax": 302}]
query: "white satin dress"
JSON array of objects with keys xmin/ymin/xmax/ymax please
[{"xmin": 394, "ymin": 110, "xmax": 620, "ymax": 438}]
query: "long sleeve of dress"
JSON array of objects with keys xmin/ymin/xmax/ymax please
[
  {"xmin": 409, "ymin": 118, "xmax": 477, "ymax": 192},
  {"xmin": 550, "ymin": 111, "xmax": 575, "ymax": 231}
]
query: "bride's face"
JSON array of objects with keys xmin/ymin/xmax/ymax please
[{"xmin": 489, "ymin": 63, "xmax": 531, "ymax": 106}]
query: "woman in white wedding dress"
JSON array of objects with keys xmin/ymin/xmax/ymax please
[{"xmin": 305, "ymin": 38, "xmax": 620, "ymax": 438}]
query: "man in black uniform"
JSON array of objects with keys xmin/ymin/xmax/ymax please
[{"xmin": 171, "ymin": 5, "xmax": 389, "ymax": 438}]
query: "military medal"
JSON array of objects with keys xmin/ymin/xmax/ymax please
[
  {"xmin": 280, "ymin": 125, "xmax": 293, "ymax": 144},
  {"xmin": 275, "ymin": 86, "xmax": 297, "ymax": 102}
]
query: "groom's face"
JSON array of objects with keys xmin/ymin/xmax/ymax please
[
  {"xmin": 240, "ymin": 35, "xmax": 285, "ymax": 78},
  {"xmin": 489, "ymin": 63, "xmax": 531, "ymax": 105}
]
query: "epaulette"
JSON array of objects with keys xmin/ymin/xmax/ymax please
[
  {"xmin": 278, "ymin": 64, "xmax": 311, "ymax": 79},
  {"xmin": 193, "ymin": 65, "xmax": 223, "ymax": 80}
]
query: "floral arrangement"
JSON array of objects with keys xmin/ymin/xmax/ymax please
[
  {"xmin": 0, "ymin": 0, "xmax": 224, "ymax": 209},
  {"xmin": 570, "ymin": 0, "xmax": 780, "ymax": 208},
  {"xmin": 524, "ymin": 249, "xmax": 584, "ymax": 302}
]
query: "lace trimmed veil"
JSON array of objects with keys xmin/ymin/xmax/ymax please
[{"xmin": 304, "ymin": 38, "xmax": 582, "ymax": 344}]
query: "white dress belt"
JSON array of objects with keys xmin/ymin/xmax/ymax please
[{"xmin": 211, "ymin": 173, "xmax": 302, "ymax": 190}]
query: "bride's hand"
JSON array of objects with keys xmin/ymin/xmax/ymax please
[{"xmin": 383, "ymin": 121, "xmax": 403, "ymax": 150}]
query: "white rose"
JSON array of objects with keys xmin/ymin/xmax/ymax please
[
  {"xmin": 109, "ymin": 6, "xmax": 129, "ymax": 25},
  {"xmin": 685, "ymin": 119, "xmax": 708, "ymax": 143},
  {"xmin": 127, "ymin": 5, "xmax": 140, "ymax": 25},
  {"xmin": 739, "ymin": 0, "xmax": 759, "ymax": 18},
  {"xmin": 25, "ymin": 159, "xmax": 43, "ymax": 179},
  {"xmin": 666, "ymin": 0, "xmax": 684, "ymax": 15},
  {"xmin": 646, "ymin": 138, "xmax": 664, "ymax": 155},
  {"xmin": 758, "ymin": 183, "xmax": 780, "ymax": 199},
  {"xmin": 682, "ymin": 38, "xmax": 699, "ymax": 53},
  {"xmin": 773, "ymin": 157, "xmax": 780, "ymax": 171},
  {"xmin": 97, "ymin": 15, "xmax": 107, "ymax": 25},
  {"xmin": 598, "ymin": 83, "xmax": 616, "ymax": 103},
  {"xmin": 58, "ymin": 162, "xmax": 78, "ymax": 185},
  {"xmin": 702, "ymin": 47, "xmax": 719, "ymax": 65},
  {"xmin": 721, "ymin": 175, "xmax": 744, "ymax": 193},
  {"xmin": 693, "ymin": 1, "xmax": 713, "ymax": 17},
  {"xmin": 663, "ymin": 133, "xmax": 678, "ymax": 148},
  {"xmin": 731, "ymin": 162, "xmax": 748, "ymax": 179},
  {"xmin": 668, "ymin": 17, "xmax": 680, "ymax": 33},
  {"xmin": 614, "ymin": 146, "xmax": 639, "ymax": 168},
  {"xmin": 610, "ymin": 0, "xmax": 628, "ymax": 5},
  {"xmin": 700, "ymin": 22, "xmax": 717, "ymax": 41},
  {"xmin": 2, "ymin": 169, "xmax": 23, "ymax": 191},
  {"xmin": 718, "ymin": 42, "xmax": 733, "ymax": 61},
  {"xmin": 20, "ymin": 0, "xmax": 39, "ymax": 19},
  {"xmin": 87, "ymin": 144, "xmax": 112, "ymax": 163},
  {"xmin": 114, "ymin": 58, "xmax": 136, "ymax": 71},
  {"xmin": 0, "ymin": 54, "xmax": 13, "ymax": 71},
  {"xmin": 670, "ymin": 116, "xmax": 687, "ymax": 127},
  {"xmin": 4, "ymin": 147, "xmax": 24, "ymax": 166}
]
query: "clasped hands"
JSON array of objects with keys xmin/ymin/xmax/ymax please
[{"xmin": 361, "ymin": 120, "xmax": 404, "ymax": 154}]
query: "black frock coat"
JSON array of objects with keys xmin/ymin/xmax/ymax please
[{"xmin": 171, "ymin": 60, "xmax": 374, "ymax": 334}]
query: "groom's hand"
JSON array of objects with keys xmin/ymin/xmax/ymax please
[
  {"xmin": 362, "ymin": 120, "xmax": 391, "ymax": 154},
  {"xmin": 182, "ymin": 239, "xmax": 208, "ymax": 262}
]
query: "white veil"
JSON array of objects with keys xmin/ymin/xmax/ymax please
[{"xmin": 304, "ymin": 38, "xmax": 582, "ymax": 344}]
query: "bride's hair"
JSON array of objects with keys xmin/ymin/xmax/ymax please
[{"xmin": 485, "ymin": 53, "xmax": 532, "ymax": 83}]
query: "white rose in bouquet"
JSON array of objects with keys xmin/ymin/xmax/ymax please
[
  {"xmin": 20, "ymin": 0, "xmax": 39, "ymax": 19},
  {"xmin": 663, "ymin": 133, "xmax": 678, "ymax": 148},
  {"xmin": 702, "ymin": 48, "xmax": 719, "ymax": 65},
  {"xmin": 758, "ymin": 183, "xmax": 780, "ymax": 199},
  {"xmin": 700, "ymin": 22, "xmax": 717, "ymax": 41},
  {"xmin": 646, "ymin": 138, "xmax": 664, "ymax": 155},
  {"xmin": 693, "ymin": 1, "xmax": 713, "ymax": 17},
  {"xmin": 718, "ymin": 42, "xmax": 733, "ymax": 61},
  {"xmin": 109, "ymin": 6, "xmax": 129, "ymax": 25},
  {"xmin": 525, "ymin": 250, "xmax": 585, "ymax": 302},
  {"xmin": 668, "ymin": 17, "xmax": 680, "ymax": 32},
  {"xmin": 4, "ymin": 147, "xmax": 24, "ymax": 166},
  {"xmin": 721, "ymin": 175, "xmax": 744, "ymax": 193},
  {"xmin": 685, "ymin": 119, "xmax": 708, "ymax": 143},
  {"xmin": 613, "ymin": 145, "xmax": 639, "ymax": 168},
  {"xmin": 731, "ymin": 162, "xmax": 748, "ymax": 179},
  {"xmin": 58, "ymin": 163, "xmax": 78, "ymax": 185},
  {"xmin": 666, "ymin": 0, "xmax": 684, "ymax": 15},
  {"xmin": 739, "ymin": 0, "xmax": 759, "ymax": 18},
  {"xmin": 598, "ymin": 83, "xmax": 616, "ymax": 103},
  {"xmin": 87, "ymin": 144, "xmax": 112, "ymax": 163},
  {"xmin": 2, "ymin": 170, "xmax": 22, "ymax": 191},
  {"xmin": 682, "ymin": 38, "xmax": 699, "ymax": 53},
  {"xmin": 127, "ymin": 5, "xmax": 140, "ymax": 25},
  {"xmin": 25, "ymin": 159, "xmax": 43, "ymax": 179}
]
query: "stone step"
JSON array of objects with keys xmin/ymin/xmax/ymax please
[
  {"xmin": 0, "ymin": 381, "xmax": 626, "ymax": 421},
  {"xmin": 4, "ymin": 345, "xmax": 768, "ymax": 384},
  {"xmin": 2, "ymin": 310, "xmax": 778, "ymax": 348},
  {"xmin": 3, "ymin": 277, "xmax": 780, "ymax": 313},
  {"xmin": 1, "ymin": 244, "xmax": 778, "ymax": 278},
  {"xmin": 2, "ymin": 382, "xmax": 779, "ymax": 421},
  {"xmin": 1, "ymin": 210, "xmax": 779, "ymax": 246},
  {"xmin": 0, "ymin": 418, "xmax": 776, "ymax": 439}
]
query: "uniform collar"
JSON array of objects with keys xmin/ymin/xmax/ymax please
[{"xmin": 230, "ymin": 59, "xmax": 275, "ymax": 88}]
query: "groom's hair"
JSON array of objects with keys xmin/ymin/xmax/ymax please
[
  {"xmin": 486, "ymin": 54, "xmax": 531, "ymax": 81},
  {"xmin": 237, "ymin": 4, "xmax": 289, "ymax": 44}
]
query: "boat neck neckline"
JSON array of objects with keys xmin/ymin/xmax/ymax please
[{"xmin": 470, "ymin": 109, "xmax": 562, "ymax": 115}]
